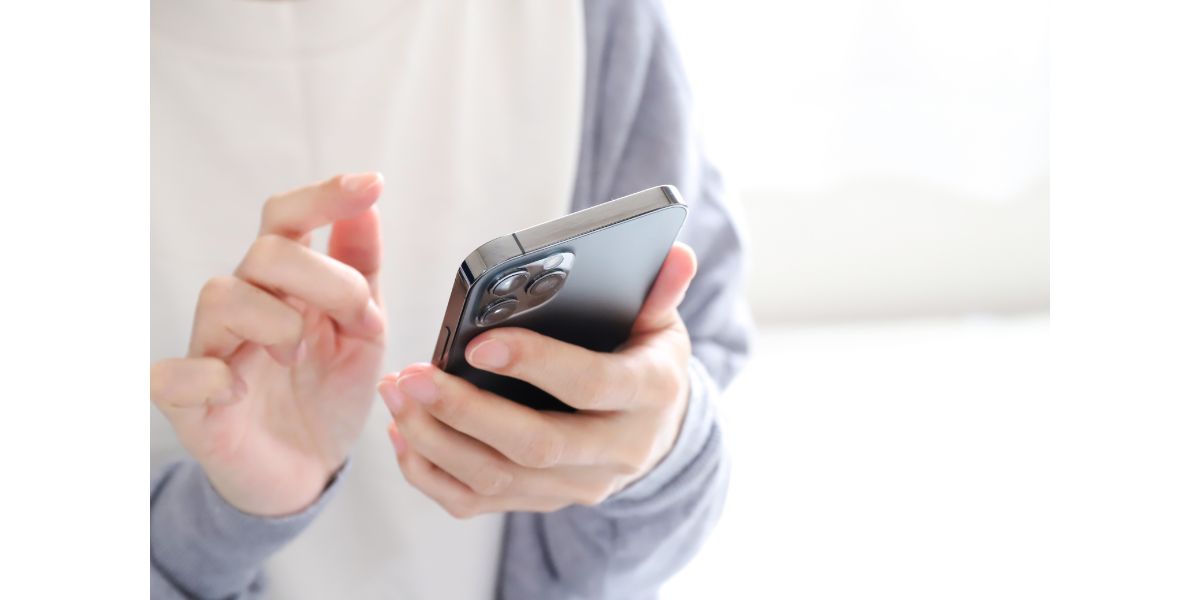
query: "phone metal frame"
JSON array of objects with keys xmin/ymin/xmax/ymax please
[{"xmin": 431, "ymin": 185, "xmax": 686, "ymax": 368}]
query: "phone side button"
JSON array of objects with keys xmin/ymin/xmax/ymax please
[{"xmin": 435, "ymin": 326, "xmax": 451, "ymax": 365}]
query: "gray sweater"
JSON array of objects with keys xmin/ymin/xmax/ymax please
[{"xmin": 149, "ymin": 1, "xmax": 752, "ymax": 598}]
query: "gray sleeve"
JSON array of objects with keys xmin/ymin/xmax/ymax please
[
  {"xmin": 150, "ymin": 459, "xmax": 346, "ymax": 599},
  {"xmin": 497, "ymin": 1, "xmax": 754, "ymax": 598}
]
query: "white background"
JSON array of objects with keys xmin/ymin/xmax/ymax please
[
  {"xmin": 2, "ymin": 1, "xmax": 1199, "ymax": 598},
  {"xmin": 659, "ymin": 3, "xmax": 1052, "ymax": 596},
  {"xmin": 664, "ymin": 0, "xmax": 1049, "ymax": 323},
  {"xmin": 665, "ymin": 316, "xmax": 1050, "ymax": 598}
]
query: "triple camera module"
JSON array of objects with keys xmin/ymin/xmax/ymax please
[{"xmin": 476, "ymin": 251, "xmax": 575, "ymax": 327}]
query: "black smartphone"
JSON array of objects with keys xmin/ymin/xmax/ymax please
[{"xmin": 431, "ymin": 185, "xmax": 688, "ymax": 411}]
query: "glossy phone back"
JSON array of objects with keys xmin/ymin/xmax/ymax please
[{"xmin": 432, "ymin": 186, "xmax": 688, "ymax": 411}]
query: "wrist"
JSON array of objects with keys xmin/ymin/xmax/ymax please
[
  {"xmin": 207, "ymin": 462, "xmax": 341, "ymax": 517},
  {"xmin": 151, "ymin": 460, "xmax": 350, "ymax": 599}
]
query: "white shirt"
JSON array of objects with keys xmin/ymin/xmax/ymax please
[{"xmin": 150, "ymin": 1, "xmax": 584, "ymax": 597}]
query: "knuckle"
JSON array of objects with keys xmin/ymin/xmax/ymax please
[
  {"xmin": 279, "ymin": 308, "xmax": 305, "ymax": 344},
  {"xmin": 197, "ymin": 276, "xmax": 236, "ymax": 311},
  {"xmin": 576, "ymin": 482, "xmax": 615, "ymax": 507},
  {"xmin": 505, "ymin": 332, "xmax": 535, "ymax": 364},
  {"xmin": 396, "ymin": 454, "xmax": 419, "ymax": 478},
  {"xmin": 340, "ymin": 276, "xmax": 371, "ymax": 311},
  {"xmin": 445, "ymin": 495, "xmax": 480, "ymax": 520},
  {"xmin": 613, "ymin": 457, "xmax": 642, "ymax": 476},
  {"xmin": 250, "ymin": 233, "xmax": 288, "ymax": 265},
  {"xmin": 569, "ymin": 373, "xmax": 601, "ymax": 409},
  {"xmin": 148, "ymin": 361, "xmax": 174, "ymax": 405},
  {"xmin": 396, "ymin": 422, "xmax": 432, "ymax": 454},
  {"xmin": 576, "ymin": 359, "xmax": 625, "ymax": 409},
  {"xmin": 652, "ymin": 361, "xmax": 687, "ymax": 407},
  {"xmin": 616, "ymin": 443, "xmax": 656, "ymax": 476},
  {"xmin": 516, "ymin": 431, "xmax": 564, "ymax": 469},
  {"xmin": 426, "ymin": 389, "xmax": 464, "ymax": 423},
  {"xmin": 504, "ymin": 331, "xmax": 560, "ymax": 377},
  {"xmin": 398, "ymin": 453, "xmax": 431, "ymax": 483},
  {"xmin": 632, "ymin": 353, "xmax": 686, "ymax": 409},
  {"xmin": 262, "ymin": 192, "xmax": 286, "ymax": 213},
  {"xmin": 652, "ymin": 352, "xmax": 691, "ymax": 400},
  {"xmin": 468, "ymin": 464, "xmax": 513, "ymax": 497},
  {"xmin": 324, "ymin": 268, "xmax": 370, "ymax": 314},
  {"xmin": 602, "ymin": 359, "xmax": 635, "ymax": 405},
  {"xmin": 329, "ymin": 174, "xmax": 351, "ymax": 191},
  {"xmin": 633, "ymin": 355, "xmax": 662, "ymax": 403},
  {"xmin": 259, "ymin": 194, "xmax": 283, "ymax": 227},
  {"xmin": 560, "ymin": 362, "xmax": 607, "ymax": 410},
  {"xmin": 266, "ymin": 300, "xmax": 304, "ymax": 344}
]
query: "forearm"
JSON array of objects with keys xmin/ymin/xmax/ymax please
[
  {"xmin": 496, "ymin": 2, "xmax": 751, "ymax": 596},
  {"xmin": 498, "ymin": 358, "xmax": 729, "ymax": 600},
  {"xmin": 149, "ymin": 460, "xmax": 345, "ymax": 599}
]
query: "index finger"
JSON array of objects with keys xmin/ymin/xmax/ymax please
[
  {"xmin": 259, "ymin": 172, "xmax": 384, "ymax": 239},
  {"xmin": 464, "ymin": 328, "xmax": 642, "ymax": 411},
  {"xmin": 388, "ymin": 364, "xmax": 613, "ymax": 468}
]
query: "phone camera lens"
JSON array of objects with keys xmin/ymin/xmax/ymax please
[
  {"xmin": 490, "ymin": 270, "xmax": 529, "ymax": 296},
  {"xmin": 478, "ymin": 297, "xmax": 519, "ymax": 327},
  {"xmin": 527, "ymin": 269, "xmax": 566, "ymax": 297}
]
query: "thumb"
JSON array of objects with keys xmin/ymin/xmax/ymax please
[
  {"xmin": 632, "ymin": 242, "xmax": 698, "ymax": 335},
  {"xmin": 329, "ymin": 204, "xmax": 383, "ymax": 299}
]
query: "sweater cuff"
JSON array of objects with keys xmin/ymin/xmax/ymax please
[
  {"xmin": 606, "ymin": 356, "xmax": 718, "ymax": 505},
  {"xmin": 150, "ymin": 459, "xmax": 348, "ymax": 599}
]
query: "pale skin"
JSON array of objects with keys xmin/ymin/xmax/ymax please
[
  {"xmin": 151, "ymin": 173, "xmax": 698, "ymax": 518},
  {"xmin": 150, "ymin": 173, "xmax": 388, "ymax": 516}
]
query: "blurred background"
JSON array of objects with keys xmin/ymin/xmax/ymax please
[{"xmin": 659, "ymin": 1, "xmax": 1049, "ymax": 597}]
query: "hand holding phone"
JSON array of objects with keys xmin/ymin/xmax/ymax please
[
  {"xmin": 431, "ymin": 185, "xmax": 689, "ymax": 411},
  {"xmin": 378, "ymin": 187, "xmax": 701, "ymax": 514}
]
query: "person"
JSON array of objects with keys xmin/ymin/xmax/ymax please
[{"xmin": 149, "ymin": 0, "xmax": 751, "ymax": 598}]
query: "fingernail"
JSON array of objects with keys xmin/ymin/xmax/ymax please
[
  {"xmin": 380, "ymin": 382, "xmax": 405, "ymax": 414},
  {"xmin": 468, "ymin": 339, "xmax": 510, "ymax": 370},
  {"xmin": 387, "ymin": 425, "xmax": 407, "ymax": 455},
  {"xmin": 343, "ymin": 172, "xmax": 382, "ymax": 193},
  {"xmin": 397, "ymin": 372, "xmax": 437, "ymax": 405}
]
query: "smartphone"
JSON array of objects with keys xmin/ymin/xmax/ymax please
[{"xmin": 431, "ymin": 185, "xmax": 688, "ymax": 411}]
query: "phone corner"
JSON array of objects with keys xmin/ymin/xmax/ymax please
[
  {"xmin": 658, "ymin": 184, "xmax": 687, "ymax": 208},
  {"xmin": 461, "ymin": 234, "xmax": 525, "ymax": 283}
]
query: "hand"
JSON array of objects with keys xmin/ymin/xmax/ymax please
[
  {"xmin": 151, "ymin": 174, "xmax": 387, "ymax": 516},
  {"xmin": 377, "ymin": 243, "xmax": 698, "ymax": 517}
]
